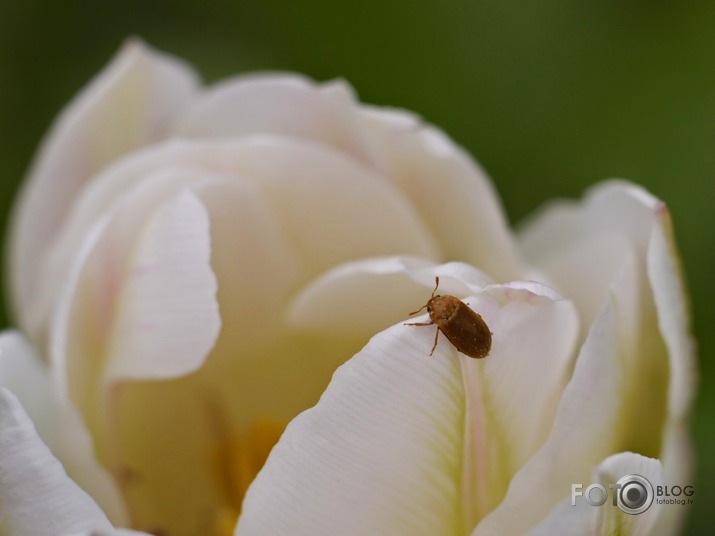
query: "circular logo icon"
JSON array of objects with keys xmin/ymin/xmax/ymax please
[{"xmin": 615, "ymin": 474, "xmax": 654, "ymax": 515}]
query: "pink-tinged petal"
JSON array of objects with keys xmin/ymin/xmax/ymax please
[
  {"xmin": 177, "ymin": 76, "xmax": 524, "ymax": 281},
  {"xmin": 357, "ymin": 107, "xmax": 524, "ymax": 280},
  {"xmin": 238, "ymin": 281, "xmax": 577, "ymax": 535},
  {"xmin": 50, "ymin": 185, "xmax": 219, "ymax": 436},
  {"xmin": 236, "ymin": 323, "xmax": 467, "ymax": 536},
  {"xmin": 0, "ymin": 388, "xmax": 115, "ymax": 535},
  {"xmin": 104, "ymin": 189, "xmax": 219, "ymax": 382},
  {"xmin": 173, "ymin": 75, "xmax": 379, "ymax": 166},
  {"xmin": 474, "ymin": 296, "xmax": 625, "ymax": 535},
  {"xmin": 0, "ymin": 331, "xmax": 127, "ymax": 524},
  {"xmin": 44, "ymin": 137, "xmax": 442, "ymax": 286},
  {"xmin": 287, "ymin": 256, "xmax": 492, "ymax": 336},
  {"xmin": 459, "ymin": 285, "xmax": 578, "ymax": 528},
  {"xmin": 9, "ymin": 39, "xmax": 199, "ymax": 342}
]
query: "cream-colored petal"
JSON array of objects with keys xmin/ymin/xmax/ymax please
[
  {"xmin": 236, "ymin": 322, "xmax": 467, "ymax": 536},
  {"xmin": 591, "ymin": 452, "xmax": 665, "ymax": 536},
  {"xmin": 518, "ymin": 181, "xmax": 667, "ymax": 339},
  {"xmin": 43, "ymin": 137, "xmax": 442, "ymax": 284},
  {"xmin": 459, "ymin": 284, "xmax": 579, "ymax": 528},
  {"xmin": 473, "ymin": 297, "xmax": 625, "ymax": 535},
  {"xmin": 0, "ymin": 388, "xmax": 114, "ymax": 535},
  {"xmin": 104, "ymin": 189, "xmax": 219, "ymax": 382},
  {"xmin": 358, "ymin": 107, "xmax": 524, "ymax": 280},
  {"xmin": 527, "ymin": 453, "xmax": 667, "ymax": 536},
  {"xmin": 173, "ymin": 74, "xmax": 378, "ymax": 166},
  {"xmin": 9, "ymin": 39, "xmax": 199, "ymax": 342},
  {"xmin": 51, "ymin": 185, "xmax": 219, "ymax": 417},
  {"xmin": 524, "ymin": 499, "xmax": 594, "ymax": 536},
  {"xmin": 0, "ymin": 331, "xmax": 127, "ymax": 524},
  {"xmin": 238, "ymin": 279, "xmax": 577, "ymax": 535},
  {"xmin": 647, "ymin": 203, "xmax": 697, "ymax": 422},
  {"xmin": 287, "ymin": 256, "xmax": 492, "ymax": 336}
]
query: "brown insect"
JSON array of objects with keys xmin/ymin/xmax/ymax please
[{"xmin": 405, "ymin": 276, "xmax": 491, "ymax": 358}]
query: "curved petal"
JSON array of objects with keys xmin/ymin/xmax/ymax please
[
  {"xmin": 647, "ymin": 203, "xmax": 696, "ymax": 423},
  {"xmin": 0, "ymin": 387, "xmax": 114, "ymax": 535},
  {"xmin": 173, "ymin": 75, "xmax": 379, "ymax": 166},
  {"xmin": 104, "ymin": 189, "xmax": 219, "ymax": 382},
  {"xmin": 495, "ymin": 182, "xmax": 694, "ymax": 534},
  {"xmin": 176, "ymin": 75, "xmax": 524, "ymax": 281},
  {"xmin": 238, "ymin": 280, "xmax": 577, "ymax": 535},
  {"xmin": 473, "ymin": 296, "xmax": 625, "ymax": 535},
  {"xmin": 459, "ymin": 284, "xmax": 578, "ymax": 528},
  {"xmin": 44, "ymin": 137, "xmax": 442, "ymax": 285},
  {"xmin": 51, "ymin": 185, "xmax": 219, "ymax": 401},
  {"xmin": 357, "ymin": 107, "xmax": 524, "ymax": 280},
  {"xmin": 8, "ymin": 39, "xmax": 199, "ymax": 341},
  {"xmin": 592, "ymin": 452, "xmax": 664, "ymax": 536},
  {"xmin": 236, "ymin": 322, "xmax": 467, "ymax": 536},
  {"xmin": 0, "ymin": 330, "xmax": 127, "ymax": 524},
  {"xmin": 527, "ymin": 452, "xmax": 666, "ymax": 536},
  {"xmin": 287, "ymin": 256, "xmax": 493, "ymax": 336}
]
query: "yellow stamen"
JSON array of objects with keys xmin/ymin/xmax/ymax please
[{"xmin": 211, "ymin": 417, "xmax": 286, "ymax": 535}]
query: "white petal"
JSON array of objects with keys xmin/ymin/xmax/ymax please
[
  {"xmin": 174, "ymin": 75, "xmax": 379, "ymax": 166},
  {"xmin": 0, "ymin": 387, "xmax": 114, "ymax": 535},
  {"xmin": 287, "ymin": 256, "xmax": 492, "ymax": 335},
  {"xmin": 44, "ymin": 137, "xmax": 442, "ymax": 284},
  {"xmin": 591, "ymin": 452, "xmax": 664, "ymax": 536},
  {"xmin": 104, "ymin": 189, "xmax": 219, "ymax": 382},
  {"xmin": 237, "ymin": 323, "xmax": 467, "ymax": 536},
  {"xmin": 647, "ymin": 204, "xmax": 697, "ymax": 422},
  {"xmin": 527, "ymin": 453, "xmax": 666, "ymax": 536},
  {"xmin": 518, "ymin": 180, "xmax": 666, "ymax": 338},
  {"xmin": 238, "ymin": 281, "xmax": 577, "ymax": 535},
  {"xmin": 459, "ymin": 285, "xmax": 578, "ymax": 526},
  {"xmin": 474, "ymin": 296, "xmax": 625, "ymax": 535},
  {"xmin": 9, "ymin": 39, "xmax": 199, "ymax": 341},
  {"xmin": 358, "ymin": 107, "xmax": 524, "ymax": 280},
  {"xmin": 524, "ymin": 498, "xmax": 594, "ymax": 536},
  {"xmin": 0, "ymin": 331, "xmax": 127, "ymax": 524}
]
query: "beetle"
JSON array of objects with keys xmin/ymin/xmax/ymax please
[{"xmin": 405, "ymin": 276, "xmax": 491, "ymax": 358}]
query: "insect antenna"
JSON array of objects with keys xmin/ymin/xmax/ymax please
[{"xmin": 407, "ymin": 276, "xmax": 441, "ymax": 315}]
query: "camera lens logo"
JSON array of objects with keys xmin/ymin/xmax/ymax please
[{"xmin": 615, "ymin": 474, "xmax": 654, "ymax": 515}]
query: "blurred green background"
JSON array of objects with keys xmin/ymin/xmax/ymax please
[{"xmin": 0, "ymin": 0, "xmax": 712, "ymax": 533}]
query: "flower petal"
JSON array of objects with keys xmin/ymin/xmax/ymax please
[
  {"xmin": 592, "ymin": 452, "xmax": 664, "ymax": 536},
  {"xmin": 459, "ymin": 284, "xmax": 578, "ymax": 527},
  {"xmin": 647, "ymin": 203, "xmax": 697, "ymax": 423},
  {"xmin": 0, "ymin": 330, "xmax": 127, "ymax": 524},
  {"xmin": 0, "ymin": 387, "xmax": 114, "ymax": 535},
  {"xmin": 474, "ymin": 296, "xmax": 625, "ymax": 535},
  {"xmin": 287, "ymin": 256, "xmax": 492, "ymax": 336},
  {"xmin": 527, "ymin": 452, "xmax": 666, "ymax": 536},
  {"xmin": 9, "ymin": 39, "xmax": 199, "ymax": 342},
  {"xmin": 238, "ymin": 280, "xmax": 577, "ymax": 535},
  {"xmin": 236, "ymin": 323, "xmax": 467, "ymax": 536},
  {"xmin": 173, "ymin": 75, "xmax": 379, "ymax": 166},
  {"xmin": 104, "ymin": 189, "xmax": 220, "ymax": 382},
  {"xmin": 44, "ymin": 137, "xmax": 442, "ymax": 286},
  {"xmin": 51, "ymin": 185, "xmax": 220, "ymax": 415},
  {"xmin": 358, "ymin": 107, "xmax": 524, "ymax": 280}
]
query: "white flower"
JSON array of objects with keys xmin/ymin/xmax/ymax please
[{"xmin": 0, "ymin": 39, "xmax": 695, "ymax": 536}]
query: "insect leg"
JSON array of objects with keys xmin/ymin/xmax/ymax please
[
  {"xmin": 429, "ymin": 327, "xmax": 440, "ymax": 356},
  {"xmin": 404, "ymin": 321, "xmax": 434, "ymax": 326}
]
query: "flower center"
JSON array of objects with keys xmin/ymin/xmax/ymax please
[{"xmin": 210, "ymin": 417, "xmax": 286, "ymax": 536}]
